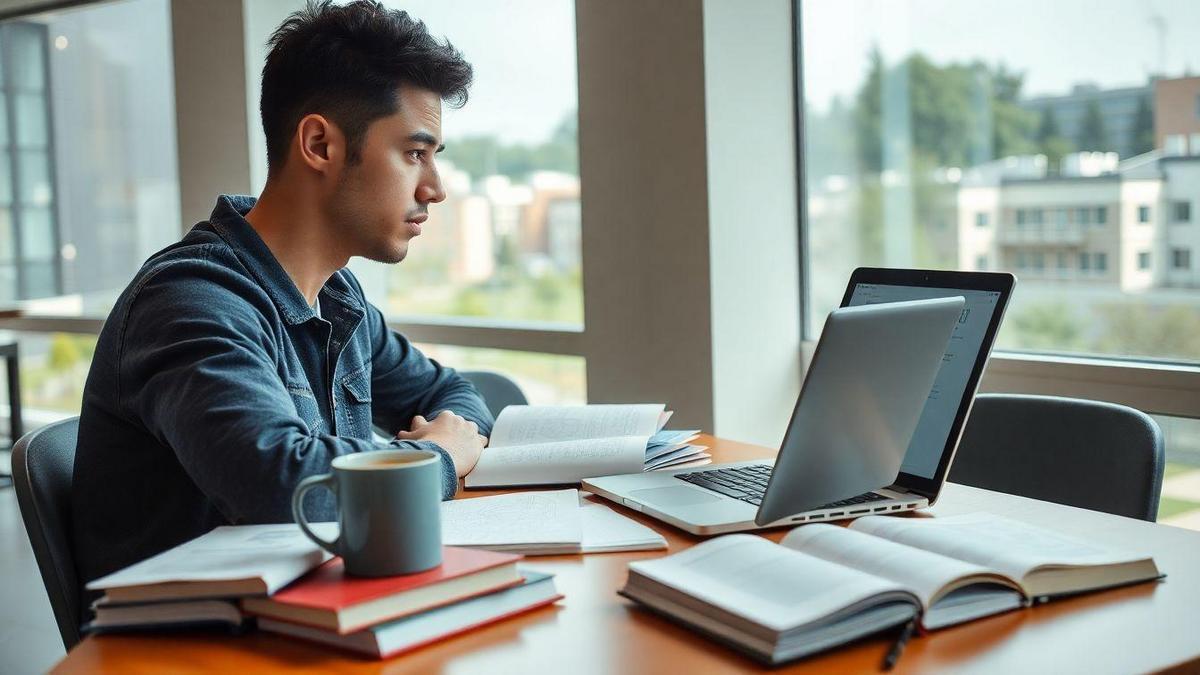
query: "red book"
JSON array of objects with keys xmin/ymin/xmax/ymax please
[
  {"xmin": 242, "ymin": 546, "xmax": 522, "ymax": 634},
  {"xmin": 257, "ymin": 572, "xmax": 562, "ymax": 659}
]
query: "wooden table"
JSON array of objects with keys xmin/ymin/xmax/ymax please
[{"xmin": 54, "ymin": 436, "xmax": 1200, "ymax": 673}]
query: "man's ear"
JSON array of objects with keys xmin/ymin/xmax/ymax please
[{"xmin": 294, "ymin": 113, "xmax": 345, "ymax": 174}]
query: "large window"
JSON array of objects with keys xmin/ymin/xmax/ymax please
[
  {"xmin": 0, "ymin": 0, "xmax": 178, "ymax": 426},
  {"xmin": 347, "ymin": 0, "xmax": 582, "ymax": 328},
  {"xmin": 34, "ymin": 0, "xmax": 178, "ymax": 302},
  {"xmin": 800, "ymin": 0, "xmax": 1200, "ymax": 364},
  {"xmin": 0, "ymin": 0, "xmax": 583, "ymax": 424},
  {"xmin": 0, "ymin": 21, "xmax": 59, "ymax": 301},
  {"xmin": 799, "ymin": 0, "xmax": 1200, "ymax": 525}
]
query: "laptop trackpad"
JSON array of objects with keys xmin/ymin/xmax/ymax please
[{"xmin": 630, "ymin": 486, "xmax": 723, "ymax": 507}]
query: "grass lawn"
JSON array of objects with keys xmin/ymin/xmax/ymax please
[
  {"xmin": 1158, "ymin": 496, "xmax": 1200, "ymax": 520},
  {"xmin": 1164, "ymin": 463, "xmax": 1199, "ymax": 480}
]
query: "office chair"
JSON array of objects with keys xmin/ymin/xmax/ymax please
[
  {"xmin": 460, "ymin": 370, "xmax": 529, "ymax": 419},
  {"xmin": 949, "ymin": 394, "xmax": 1164, "ymax": 522},
  {"xmin": 12, "ymin": 416, "xmax": 82, "ymax": 650}
]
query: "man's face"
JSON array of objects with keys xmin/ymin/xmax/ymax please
[{"xmin": 331, "ymin": 86, "xmax": 447, "ymax": 264}]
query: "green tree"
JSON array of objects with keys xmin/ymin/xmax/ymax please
[
  {"xmin": 1036, "ymin": 108, "xmax": 1075, "ymax": 170},
  {"xmin": 1094, "ymin": 304, "xmax": 1200, "ymax": 360},
  {"xmin": 1008, "ymin": 302, "xmax": 1085, "ymax": 352},
  {"xmin": 440, "ymin": 110, "xmax": 578, "ymax": 182},
  {"xmin": 48, "ymin": 333, "xmax": 82, "ymax": 372},
  {"xmin": 1131, "ymin": 96, "xmax": 1155, "ymax": 156},
  {"xmin": 1077, "ymin": 99, "xmax": 1109, "ymax": 151},
  {"xmin": 854, "ymin": 49, "xmax": 1037, "ymax": 172},
  {"xmin": 849, "ymin": 50, "xmax": 1037, "ymax": 267},
  {"xmin": 989, "ymin": 64, "xmax": 1038, "ymax": 159}
]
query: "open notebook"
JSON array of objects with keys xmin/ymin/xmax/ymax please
[
  {"xmin": 621, "ymin": 513, "xmax": 1161, "ymax": 665},
  {"xmin": 465, "ymin": 405, "xmax": 709, "ymax": 488}
]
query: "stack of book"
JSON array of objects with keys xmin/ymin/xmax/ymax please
[
  {"xmin": 85, "ymin": 523, "xmax": 332, "ymax": 634},
  {"xmin": 243, "ymin": 548, "xmax": 560, "ymax": 658},
  {"xmin": 85, "ymin": 524, "xmax": 561, "ymax": 659}
]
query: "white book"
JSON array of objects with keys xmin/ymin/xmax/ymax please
[
  {"xmin": 466, "ymin": 404, "xmax": 677, "ymax": 488},
  {"xmin": 621, "ymin": 513, "xmax": 1161, "ymax": 665},
  {"xmin": 847, "ymin": 513, "xmax": 1161, "ymax": 600},
  {"xmin": 86, "ymin": 599, "xmax": 246, "ymax": 634},
  {"xmin": 86, "ymin": 523, "xmax": 334, "ymax": 604},
  {"xmin": 441, "ymin": 489, "xmax": 667, "ymax": 555}
]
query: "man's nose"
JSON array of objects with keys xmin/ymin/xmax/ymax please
[{"xmin": 417, "ymin": 169, "xmax": 447, "ymax": 205}]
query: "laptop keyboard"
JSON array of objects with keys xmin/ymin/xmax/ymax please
[{"xmin": 676, "ymin": 464, "xmax": 889, "ymax": 509}]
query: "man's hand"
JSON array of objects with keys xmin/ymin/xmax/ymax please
[{"xmin": 395, "ymin": 410, "xmax": 487, "ymax": 478}]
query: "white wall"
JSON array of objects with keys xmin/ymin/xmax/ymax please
[
  {"xmin": 1163, "ymin": 159, "xmax": 1200, "ymax": 287},
  {"xmin": 1118, "ymin": 179, "xmax": 1163, "ymax": 291},
  {"xmin": 703, "ymin": 0, "xmax": 801, "ymax": 446},
  {"xmin": 170, "ymin": 0, "xmax": 253, "ymax": 228}
]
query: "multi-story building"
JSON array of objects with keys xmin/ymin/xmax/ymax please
[
  {"xmin": 520, "ymin": 171, "xmax": 580, "ymax": 273},
  {"xmin": 1155, "ymin": 76, "xmax": 1200, "ymax": 155},
  {"xmin": 954, "ymin": 149, "xmax": 1198, "ymax": 291}
]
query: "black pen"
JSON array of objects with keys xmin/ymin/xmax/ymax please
[{"xmin": 882, "ymin": 616, "xmax": 918, "ymax": 671}]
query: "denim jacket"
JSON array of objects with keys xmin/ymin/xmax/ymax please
[{"xmin": 71, "ymin": 195, "xmax": 493, "ymax": 605}]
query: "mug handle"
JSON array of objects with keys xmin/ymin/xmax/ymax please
[{"xmin": 291, "ymin": 473, "xmax": 341, "ymax": 555}]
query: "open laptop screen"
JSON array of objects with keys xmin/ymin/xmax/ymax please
[{"xmin": 839, "ymin": 269, "xmax": 1015, "ymax": 499}]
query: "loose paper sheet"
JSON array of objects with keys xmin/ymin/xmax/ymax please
[{"xmin": 442, "ymin": 489, "xmax": 583, "ymax": 547}]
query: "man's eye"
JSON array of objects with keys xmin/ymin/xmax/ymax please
[{"xmin": 408, "ymin": 150, "xmax": 426, "ymax": 161}]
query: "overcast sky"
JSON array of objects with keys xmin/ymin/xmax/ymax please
[
  {"xmin": 803, "ymin": 0, "xmax": 1200, "ymax": 111},
  {"xmin": 380, "ymin": 1, "xmax": 1200, "ymax": 140},
  {"xmin": 385, "ymin": 0, "xmax": 578, "ymax": 145}
]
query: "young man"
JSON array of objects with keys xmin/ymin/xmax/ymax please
[{"xmin": 71, "ymin": 0, "xmax": 490, "ymax": 610}]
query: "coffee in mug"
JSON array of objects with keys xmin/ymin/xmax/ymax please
[{"xmin": 291, "ymin": 449, "xmax": 443, "ymax": 576}]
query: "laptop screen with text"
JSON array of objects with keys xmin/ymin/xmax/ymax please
[{"xmin": 845, "ymin": 282, "xmax": 1003, "ymax": 481}]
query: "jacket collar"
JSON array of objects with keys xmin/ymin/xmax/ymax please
[{"xmin": 205, "ymin": 194, "xmax": 363, "ymax": 326}]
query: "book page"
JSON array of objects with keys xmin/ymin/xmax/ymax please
[
  {"xmin": 580, "ymin": 504, "xmax": 667, "ymax": 552},
  {"xmin": 850, "ymin": 513, "xmax": 1145, "ymax": 581},
  {"xmin": 86, "ymin": 524, "xmax": 333, "ymax": 592},
  {"xmin": 781, "ymin": 524, "xmax": 1011, "ymax": 608},
  {"xmin": 489, "ymin": 404, "xmax": 665, "ymax": 447},
  {"xmin": 465, "ymin": 436, "xmax": 647, "ymax": 487},
  {"xmin": 442, "ymin": 489, "xmax": 583, "ymax": 547},
  {"xmin": 628, "ymin": 534, "xmax": 909, "ymax": 632}
]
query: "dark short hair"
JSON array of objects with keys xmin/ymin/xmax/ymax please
[{"xmin": 260, "ymin": 0, "xmax": 472, "ymax": 175}]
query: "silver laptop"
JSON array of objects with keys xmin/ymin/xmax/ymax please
[{"xmin": 584, "ymin": 268, "xmax": 1016, "ymax": 535}]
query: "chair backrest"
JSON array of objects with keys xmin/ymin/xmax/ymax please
[
  {"xmin": 459, "ymin": 370, "xmax": 528, "ymax": 419},
  {"xmin": 949, "ymin": 394, "xmax": 1164, "ymax": 521},
  {"xmin": 12, "ymin": 416, "xmax": 82, "ymax": 650}
]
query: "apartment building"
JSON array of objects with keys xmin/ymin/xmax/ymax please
[{"xmin": 954, "ymin": 150, "xmax": 1200, "ymax": 291}]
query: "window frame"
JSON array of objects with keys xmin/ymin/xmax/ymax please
[{"xmin": 0, "ymin": 20, "xmax": 62, "ymax": 301}]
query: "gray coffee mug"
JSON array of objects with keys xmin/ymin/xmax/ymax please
[{"xmin": 292, "ymin": 449, "xmax": 443, "ymax": 577}]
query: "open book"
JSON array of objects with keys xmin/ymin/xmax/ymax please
[
  {"xmin": 87, "ymin": 524, "xmax": 334, "ymax": 604},
  {"xmin": 621, "ymin": 513, "xmax": 1161, "ymax": 665},
  {"xmin": 465, "ymin": 404, "xmax": 709, "ymax": 488}
]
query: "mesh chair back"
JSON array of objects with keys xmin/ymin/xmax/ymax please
[
  {"xmin": 460, "ymin": 370, "xmax": 529, "ymax": 419},
  {"xmin": 949, "ymin": 394, "xmax": 1164, "ymax": 521}
]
